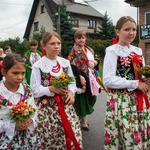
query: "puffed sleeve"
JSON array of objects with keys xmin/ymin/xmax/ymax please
[
  {"xmin": 0, "ymin": 107, "xmax": 16, "ymax": 140},
  {"xmin": 30, "ymin": 63, "xmax": 55, "ymax": 98},
  {"xmin": 103, "ymin": 48, "xmax": 139, "ymax": 91}
]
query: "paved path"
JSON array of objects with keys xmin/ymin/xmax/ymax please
[{"xmin": 82, "ymin": 90, "xmax": 107, "ymax": 150}]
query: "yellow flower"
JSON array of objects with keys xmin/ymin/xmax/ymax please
[
  {"xmin": 60, "ymin": 72, "xmax": 66, "ymax": 79},
  {"xmin": 50, "ymin": 72, "xmax": 74, "ymax": 88},
  {"xmin": 9, "ymin": 101, "xmax": 35, "ymax": 122}
]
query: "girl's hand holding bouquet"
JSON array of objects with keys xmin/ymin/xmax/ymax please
[
  {"xmin": 15, "ymin": 117, "xmax": 33, "ymax": 131},
  {"xmin": 136, "ymin": 65, "xmax": 150, "ymax": 91},
  {"xmin": 9, "ymin": 101, "xmax": 35, "ymax": 131},
  {"xmin": 50, "ymin": 72, "xmax": 75, "ymax": 104}
]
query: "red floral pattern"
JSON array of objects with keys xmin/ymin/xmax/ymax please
[{"xmin": 35, "ymin": 69, "xmax": 82, "ymax": 149}]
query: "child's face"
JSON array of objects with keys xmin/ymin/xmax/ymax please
[
  {"xmin": 75, "ymin": 35, "xmax": 86, "ymax": 47},
  {"xmin": 116, "ymin": 21, "xmax": 136, "ymax": 47},
  {"xmin": 2, "ymin": 63, "xmax": 25, "ymax": 91},
  {"xmin": 5, "ymin": 49, "xmax": 12, "ymax": 54},
  {"xmin": 30, "ymin": 45, "xmax": 38, "ymax": 52},
  {"xmin": 44, "ymin": 36, "xmax": 61, "ymax": 59}
]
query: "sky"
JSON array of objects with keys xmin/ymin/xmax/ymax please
[{"xmin": 0, "ymin": 0, "xmax": 138, "ymax": 40}]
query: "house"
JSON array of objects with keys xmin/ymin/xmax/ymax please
[
  {"xmin": 125, "ymin": 0, "xmax": 150, "ymax": 65},
  {"xmin": 24, "ymin": 0, "xmax": 104, "ymax": 40}
]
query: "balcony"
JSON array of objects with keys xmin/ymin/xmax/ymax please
[{"xmin": 125, "ymin": 0, "xmax": 150, "ymax": 7}]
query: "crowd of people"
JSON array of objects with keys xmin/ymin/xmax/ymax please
[{"xmin": 0, "ymin": 15, "xmax": 150, "ymax": 149}]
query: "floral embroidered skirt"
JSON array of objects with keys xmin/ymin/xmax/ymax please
[
  {"xmin": 35, "ymin": 97, "xmax": 83, "ymax": 150},
  {"xmin": 104, "ymin": 91, "xmax": 150, "ymax": 150},
  {"xmin": 0, "ymin": 129, "xmax": 42, "ymax": 149}
]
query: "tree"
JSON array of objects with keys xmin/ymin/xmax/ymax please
[
  {"xmin": 32, "ymin": 26, "xmax": 45, "ymax": 41},
  {"xmin": 0, "ymin": 37, "xmax": 29, "ymax": 56},
  {"xmin": 98, "ymin": 12, "xmax": 115, "ymax": 40},
  {"xmin": 53, "ymin": 3, "xmax": 75, "ymax": 58}
]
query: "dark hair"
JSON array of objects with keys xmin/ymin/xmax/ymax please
[
  {"xmin": 2, "ymin": 53, "xmax": 25, "ymax": 72},
  {"xmin": 116, "ymin": 16, "xmax": 136, "ymax": 30},
  {"xmin": 42, "ymin": 31, "xmax": 61, "ymax": 46},
  {"xmin": 4, "ymin": 46, "xmax": 11, "ymax": 52},
  {"xmin": 30, "ymin": 40, "xmax": 38, "ymax": 46},
  {"xmin": 74, "ymin": 29, "xmax": 86, "ymax": 39}
]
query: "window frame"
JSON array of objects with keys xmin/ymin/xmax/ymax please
[
  {"xmin": 88, "ymin": 20, "xmax": 96, "ymax": 29},
  {"xmin": 145, "ymin": 12, "xmax": 150, "ymax": 25},
  {"xmin": 34, "ymin": 22, "xmax": 39, "ymax": 31}
]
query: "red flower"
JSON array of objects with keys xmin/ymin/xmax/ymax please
[
  {"xmin": 80, "ymin": 59, "xmax": 85, "ymax": 65},
  {"xmin": 104, "ymin": 133, "xmax": 111, "ymax": 145}
]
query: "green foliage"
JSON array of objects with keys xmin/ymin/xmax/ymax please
[
  {"xmin": 32, "ymin": 26, "xmax": 46, "ymax": 50},
  {"xmin": 98, "ymin": 11, "xmax": 116, "ymax": 39},
  {"xmin": 50, "ymin": 72, "xmax": 74, "ymax": 88},
  {"xmin": 32, "ymin": 26, "xmax": 45, "ymax": 43},
  {"xmin": 0, "ymin": 37, "xmax": 29, "ymax": 56},
  {"xmin": 86, "ymin": 38, "xmax": 112, "ymax": 58}
]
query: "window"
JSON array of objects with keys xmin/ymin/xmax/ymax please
[
  {"xmin": 34, "ymin": 22, "xmax": 39, "ymax": 31},
  {"xmin": 71, "ymin": 19, "xmax": 79, "ymax": 27},
  {"xmin": 41, "ymin": 5, "xmax": 45, "ymax": 14},
  {"xmin": 146, "ymin": 12, "xmax": 150, "ymax": 25},
  {"xmin": 88, "ymin": 20, "xmax": 96, "ymax": 29}
]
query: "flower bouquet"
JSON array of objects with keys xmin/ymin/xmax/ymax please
[
  {"xmin": 136, "ymin": 65, "xmax": 150, "ymax": 78},
  {"xmin": 50, "ymin": 72, "xmax": 74, "ymax": 88},
  {"xmin": 9, "ymin": 101, "xmax": 35, "ymax": 123}
]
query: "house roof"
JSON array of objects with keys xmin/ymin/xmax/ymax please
[
  {"xmin": 24, "ymin": 0, "xmax": 103, "ymax": 39},
  {"xmin": 54, "ymin": 0, "xmax": 103, "ymax": 18},
  {"xmin": 125, "ymin": 0, "xmax": 150, "ymax": 7}
]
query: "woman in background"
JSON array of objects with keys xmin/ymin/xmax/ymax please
[{"xmin": 68, "ymin": 29, "xmax": 100, "ymax": 131}]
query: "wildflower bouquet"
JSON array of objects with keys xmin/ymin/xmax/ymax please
[
  {"xmin": 50, "ymin": 72, "xmax": 74, "ymax": 88},
  {"xmin": 136, "ymin": 65, "xmax": 150, "ymax": 78},
  {"xmin": 9, "ymin": 101, "xmax": 35, "ymax": 122}
]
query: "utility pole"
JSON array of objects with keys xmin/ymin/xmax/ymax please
[{"xmin": 56, "ymin": 5, "xmax": 61, "ymax": 36}]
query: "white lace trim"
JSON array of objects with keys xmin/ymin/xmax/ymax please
[
  {"xmin": 106, "ymin": 44, "xmax": 142, "ymax": 57},
  {"xmin": 0, "ymin": 82, "xmax": 24, "ymax": 105},
  {"xmin": 33, "ymin": 56, "xmax": 70, "ymax": 76}
]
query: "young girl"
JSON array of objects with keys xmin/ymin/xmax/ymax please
[
  {"xmin": 103, "ymin": 16, "xmax": 150, "ymax": 149},
  {"xmin": 24, "ymin": 40, "xmax": 42, "ymax": 85},
  {"xmin": 0, "ymin": 54, "xmax": 42, "ymax": 149},
  {"xmin": 30, "ymin": 31, "xmax": 82, "ymax": 149}
]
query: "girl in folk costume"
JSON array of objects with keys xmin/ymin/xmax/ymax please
[
  {"xmin": 24, "ymin": 40, "xmax": 42, "ymax": 85},
  {"xmin": 103, "ymin": 16, "xmax": 150, "ymax": 149},
  {"xmin": 30, "ymin": 31, "xmax": 82, "ymax": 149},
  {"xmin": 0, "ymin": 54, "xmax": 42, "ymax": 149},
  {"xmin": 68, "ymin": 29, "xmax": 100, "ymax": 131}
]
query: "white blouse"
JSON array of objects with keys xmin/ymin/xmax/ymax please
[
  {"xmin": 30, "ymin": 56, "xmax": 77, "ymax": 98},
  {"xmin": 86, "ymin": 48, "xmax": 95, "ymax": 69},
  {"xmin": 0, "ymin": 81, "xmax": 37, "ymax": 140},
  {"xmin": 103, "ymin": 44, "xmax": 144, "ymax": 91},
  {"xmin": 29, "ymin": 52, "xmax": 41, "ymax": 66}
]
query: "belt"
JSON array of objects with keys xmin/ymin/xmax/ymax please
[{"xmin": 107, "ymin": 88, "xmax": 132, "ymax": 94}]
